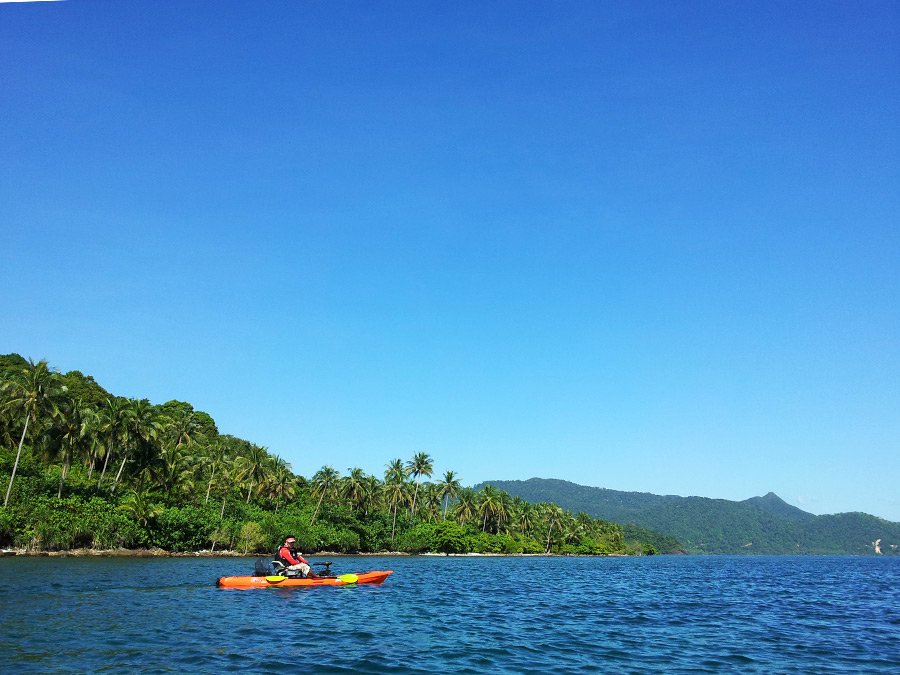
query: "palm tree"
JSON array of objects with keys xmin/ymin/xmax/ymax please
[
  {"xmin": 574, "ymin": 511, "xmax": 593, "ymax": 541},
  {"xmin": 383, "ymin": 459, "xmax": 408, "ymax": 542},
  {"xmin": 422, "ymin": 483, "xmax": 442, "ymax": 522},
  {"xmin": 234, "ymin": 443, "xmax": 270, "ymax": 504},
  {"xmin": 119, "ymin": 489, "xmax": 163, "ymax": 527},
  {"xmin": 517, "ymin": 500, "xmax": 536, "ymax": 537},
  {"xmin": 80, "ymin": 407, "xmax": 104, "ymax": 481},
  {"xmin": 265, "ymin": 463, "xmax": 295, "ymax": 514},
  {"xmin": 495, "ymin": 490, "xmax": 513, "ymax": 534},
  {"xmin": 112, "ymin": 399, "xmax": 161, "ymax": 492},
  {"xmin": 39, "ymin": 396, "xmax": 91, "ymax": 499},
  {"xmin": 203, "ymin": 439, "xmax": 228, "ymax": 504},
  {"xmin": 155, "ymin": 442, "xmax": 194, "ymax": 501},
  {"xmin": 384, "ymin": 458, "xmax": 406, "ymax": 484},
  {"xmin": 543, "ymin": 504, "xmax": 564, "ymax": 553},
  {"xmin": 131, "ymin": 425, "xmax": 165, "ymax": 494},
  {"xmin": 309, "ymin": 465, "xmax": 340, "ymax": 526},
  {"xmin": 437, "ymin": 470, "xmax": 461, "ymax": 520},
  {"xmin": 166, "ymin": 407, "xmax": 204, "ymax": 451},
  {"xmin": 1, "ymin": 359, "xmax": 62, "ymax": 507},
  {"xmin": 383, "ymin": 479, "xmax": 408, "ymax": 543},
  {"xmin": 406, "ymin": 452, "xmax": 434, "ymax": 515},
  {"xmin": 0, "ymin": 390, "xmax": 17, "ymax": 451},
  {"xmin": 477, "ymin": 485, "xmax": 501, "ymax": 533},
  {"xmin": 563, "ymin": 511, "xmax": 581, "ymax": 545},
  {"xmin": 452, "ymin": 487, "xmax": 478, "ymax": 526},
  {"xmin": 96, "ymin": 396, "xmax": 133, "ymax": 490},
  {"xmin": 363, "ymin": 474, "xmax": 381, "ymax": 516},
  {"xmin": 343, "ymin": 467, "xmax": 368, "ymax": 513},
  {"xmin": 216, "ymin": 463, "xmax": 238, "ymax": 518}
]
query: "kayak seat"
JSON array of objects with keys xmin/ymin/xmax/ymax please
[{"xmin": 271, "ymin": 561, "xmax": 306, "ymax": 578}]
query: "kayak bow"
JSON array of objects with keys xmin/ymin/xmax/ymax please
[{"xmin": 216, "ymin": 570, "xmax": 392, "ymax": 588}]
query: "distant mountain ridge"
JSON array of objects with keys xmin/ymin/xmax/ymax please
[{"xmin": 473, "ymin": 478, "xmax": 900, "ymax": 555}]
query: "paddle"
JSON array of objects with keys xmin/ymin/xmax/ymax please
[{"xmin": 263, "ymin": 573, "xmax": 359, "ymax": 584}]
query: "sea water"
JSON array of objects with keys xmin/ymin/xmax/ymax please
[{"xmin": 0, "ymin": 555, "xmax": 897, "ymax": 673}]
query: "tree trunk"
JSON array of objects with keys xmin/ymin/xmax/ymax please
[
  {"xmin": 220, "ymin": 496, "xmax": 227, "ymax": 519},
  {"xmin": 245, "ymin": 478, "xmax": 253, "ymax": 504},
  {"xmin": 205, "ymin": 466, "xmax": 215, "ymax": 504},
  {"xmin": 97, "ymin": 439, "xmax": 113, "ymax": 489},
  {"xmin": 411, "ymin": 481, "xmax": 420, "ymax": 515},
  {"xmin": 4, "ymin": 413, "xmax": 30, "ymax": 507},
  {"xmin": 310, "ymin": 490, "xmax": 326, "ymax": 526},
  {"xmin": 57, "ymin": 452, "xmax": 70, "ymax": 499},
  {"xmin": 112, "ymin": 443, "xmax": 130, "ymax": 492},
  {"xmin": 391, "ymin": 502, "xmax": 398, "ymax": 543}
]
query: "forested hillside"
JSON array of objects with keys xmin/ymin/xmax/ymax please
[
  {"xmin": 0, "ymin": 354, "xmax": 662, "ymax": 556},
  {"xmin": 476, "ymin": 479, "xmax": 900, "ymax": 555}
]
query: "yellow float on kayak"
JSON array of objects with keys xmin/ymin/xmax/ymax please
[{"xmin": 216, "ymin": 570, "xmax": 392, "ymax": 588}]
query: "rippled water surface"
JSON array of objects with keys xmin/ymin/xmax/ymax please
[{"xmin": 1, "ymin": 555, "xmax": 898, "ymax": 673}]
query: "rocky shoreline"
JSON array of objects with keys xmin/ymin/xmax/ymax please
[
  {"xmin": 2, "ymin": 547, "xmax": 250, "ymax": 558},
  {"xmin": 1, "ymin": 548, "xmax": 627, "ymax": 558}
]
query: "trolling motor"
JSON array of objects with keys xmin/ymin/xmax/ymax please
[
  {"xmin": 312, "ymin": 561, "xmax": 335, "ymax": 578},
  {"xmin": 255, "ymin": 557, "xmax": 276, "ymax": 576}
]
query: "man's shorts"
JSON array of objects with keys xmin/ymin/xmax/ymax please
[{"xmin": 288, "ymin": 563, "xmax": 310, "ymax": 576}]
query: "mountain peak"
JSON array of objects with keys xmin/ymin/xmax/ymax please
[{"xmin": 743, "ymin": 492, "xmax": 815, "ymax": 520}]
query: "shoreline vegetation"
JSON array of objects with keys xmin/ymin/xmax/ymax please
[{"xmin": 1, "ymin": 355, "xmax": 671, "ymax": 558}]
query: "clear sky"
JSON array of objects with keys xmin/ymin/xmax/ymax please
[{"xmin": 2, "ymin": 1, "xmax": 898, "ymax": 521}]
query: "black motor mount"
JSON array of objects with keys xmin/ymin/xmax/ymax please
[{"xmin": 313, "ymin": 561, "xmax": 335, "ymax": 577}]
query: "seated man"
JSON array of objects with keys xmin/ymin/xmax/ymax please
[{"xmin": 277, "ymin": 536, "xmax": 318, "ymax": 578}]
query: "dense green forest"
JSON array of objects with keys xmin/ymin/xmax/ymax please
[
  {"xmin": 477, "ymin": 479, "xmax": 900, "ymax": 555},
  {"xmin": 0, "ymin": 354, "xmax": 663, "ymax": 556}
]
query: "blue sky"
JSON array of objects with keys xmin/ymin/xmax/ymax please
[{"xmin": 2, "ymin": 1, "xmax": 898, "ymax": 521}]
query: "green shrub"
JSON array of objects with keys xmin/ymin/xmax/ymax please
[
  {"xmin": 0, "ymin": 508, "xmax": 14, "ymax": 547},
  {"xmin": 497, "ymin": 534, "xmax": 523, "ymax": 554},
  {"xmin": 521, "ymin": 538, "xmax": 544, "ymax": 554},
  {"xmin": 151, "ymin": 505, "xmax": 217, "ymax": 551},
  {"xmin": 355, "ymin": 512, "xmax": 392, "ymax": 552},
  {"xmin": 211, "ymin": 521, "xmax": 241, "ymax": 551},
  {"xmin": 396, "ymin": 523, "xmax": 435, "ymax": 553},
  {"xmin": 238, "ymin": 521, "xmax": 265, "ymax": 553},
  {"xmin": 431, "ymin": 521, "xmax": 468, "ymax": 553},
  {"xmin": 467, "ymin": 532, "xmax": 502, "ymax": 553},
  {"xmin": 323, "ymin": 527, "xmax": 361, "ymax": 553}
]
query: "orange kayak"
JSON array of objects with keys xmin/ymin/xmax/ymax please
[{"xmin": 216, "ymin": 570, "xmax": 392, "ymax": 589}]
